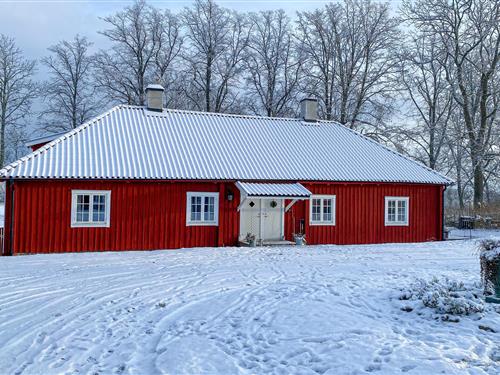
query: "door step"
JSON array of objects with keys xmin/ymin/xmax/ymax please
[{"xmin": 239, "ymin": 240, "xmax": 295, "ymax": 247}]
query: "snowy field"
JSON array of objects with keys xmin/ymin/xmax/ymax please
[{"xmin": 1, "ymin": 237, "xmax": 500, "ymax": 375}]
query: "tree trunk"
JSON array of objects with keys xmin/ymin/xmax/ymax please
[
  {"xmin": 0, "ymin": 114, "xmax": 5, "ymax": 168},
  {"xmin": 0, "ymin": 100, "xmax": 6, "ymax": 168},
  {"xmin": 205, "ymin": 54, "xmax": 212, "ymax": 112},
  {"xmin": 473, "ymin": 163, "xmax": 484, "ymax": 209}
]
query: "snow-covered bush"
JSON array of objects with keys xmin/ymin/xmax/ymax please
[
  {"xmin": 399, "ymin": 277, "xmax": 484, "ymax": 316},
  {"xmin": 478, "ymin": 239, "xmax": 500, "ymax": 296}
]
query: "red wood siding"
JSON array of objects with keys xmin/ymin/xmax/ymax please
[
  {"xmin": 9, "ymin": 180, "xmax": 240, "ymax": 254},
  {"xmin": 285, "ymin": 183, "xmax": 443, "ymax": 244},
  {"xmin": 29, "ymin": 143, "xmax": 46, "ymax": 152},
  {"xmin": 4, "ymin": 180, "xmax": 442, "ymax": 255}
]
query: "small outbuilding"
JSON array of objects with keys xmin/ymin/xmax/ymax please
[{"xmin": 0, "ymin": 86, "xmax": 452, "ymax": 255}]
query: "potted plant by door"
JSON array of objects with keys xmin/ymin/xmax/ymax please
[
  {"xmin": 479, "ymin": 239, "xmax": 500, "ymax": 303},
  {"xmin": 294, "ymin": 233, "xmax": 306, "ymax": 246},
  {"xmin": 245, "ymin": 233, "xmax": 257, "ymax": 247}
]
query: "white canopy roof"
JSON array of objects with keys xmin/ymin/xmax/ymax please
[{"xmin": 236, "ymin": 182, "xmax": 312, "ymax": 199}]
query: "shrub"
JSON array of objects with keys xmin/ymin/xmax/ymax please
[
  {"xmin": 478, "ymin": 239, "xmax": 500, "ymax": 296},
  {"xmin": 399, "ymin": 277, "xmax": 484, "ymax": 316}
]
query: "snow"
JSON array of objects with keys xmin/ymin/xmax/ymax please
[
  {"xmin": 478, "ymin": 239, "xmax": 500, "ymax": 261},
  {"xmin": 1, "ymin": 237, "xmax": 499, "ymax": 374},
  {"xmin": 0, "ymin": 106, "xmax": 451, "ymax": 184}
]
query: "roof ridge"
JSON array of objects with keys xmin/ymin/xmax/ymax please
[
  {"xmin": 140, "ymin": 105, "xmax": 300, "ymax": 122},
  {"xmin": 0, "ymin": 105, "xmax": 121, "ymax": 176}
]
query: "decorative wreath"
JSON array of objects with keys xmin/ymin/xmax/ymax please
[{"xmin": 270, "ymin": 200, "xmax": 278, "ymax": 208}]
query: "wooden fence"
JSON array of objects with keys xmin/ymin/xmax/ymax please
[{"xmin": 445, "ymin": 206, "xmax": 500, "ymax": 229}]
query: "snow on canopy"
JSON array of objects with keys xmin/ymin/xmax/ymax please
[
  {"xmin": 0, "ymin": 105, "xmax": 452, "ymax": 184},
  {"xmin": 236, "ymin": 182, "xmax": 312, "ymax": 198}
]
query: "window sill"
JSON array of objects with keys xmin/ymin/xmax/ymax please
[
  {"xmin": 384, "ymin": 222, "xmax": 409, "ymax": 227},
  {"xmin": 71, "ymin": 222, "xmax": 110, "ymax": 228},
  {"xmin": 186, "ymin": 222, "xmax": 219, "ymax": 227},
  {"xmin": 309, "ymin": 222, "xmax": 336, "ymax": 226}
]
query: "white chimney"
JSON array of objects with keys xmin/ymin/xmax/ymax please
[
  {"xmin": 300, "ymin": 98, "xmax": 318, "ymax": 122},
  {"xmin": 145, "ymin": 84, "xmax": 165, "ymax": 112}
]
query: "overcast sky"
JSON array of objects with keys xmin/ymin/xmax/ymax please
[
  {"xmin": 0, "ymin": 0, "xmax": 339, "ymax": 62},
  {"xmin": 0, "ymin": 0, "xmax": 406, "ymax": 76}
]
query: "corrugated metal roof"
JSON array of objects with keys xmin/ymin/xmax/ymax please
[
  {"xmin": 0, "ymin": 105, "xmax": 452, "ymax": 184},
  {"xmin": 236, "ymin": 182, "xmax": 312, "ymax": 198}
]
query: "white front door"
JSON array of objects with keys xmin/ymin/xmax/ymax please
[{"xmin": 239, "ymin": 199, "xmax": 284, "ymax": 242}]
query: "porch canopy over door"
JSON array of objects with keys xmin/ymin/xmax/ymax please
[{"xmin": 236, "ymin": 182, "xmax": 312, "ymax": 244}]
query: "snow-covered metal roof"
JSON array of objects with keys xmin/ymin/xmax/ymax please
[
  {"xmin": 0, "ymin": 105, "xmax": 452, "ymax": 184},
  {"xmin": 236, "ymin": 182, "xmax": 312, "ymax": 198}
]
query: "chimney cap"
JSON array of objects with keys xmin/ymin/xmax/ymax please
[
  {"xmin": 300, "ymin": 97, "xmax": 318, "ymax": 103},
  {"xmin": 146, "ymin": 84, "xmax": 165, "ymax": 92}
]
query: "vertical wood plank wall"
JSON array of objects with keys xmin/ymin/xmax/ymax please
[
  {"xmin": 285, "ymin": 183, "xmax": 442, "ymax": 245},
  {"xmin": 7, "ymin": 180, "xmax": 442, "ymax": 254}
]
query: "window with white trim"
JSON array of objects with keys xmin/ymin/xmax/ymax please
[
  {"xmin": 71, "ymin": 190, "xmax": 111, "ymax": 227},
  {"xmin": 309, "ymin": 195, "xmax": 336, "ymax": 225},
  {"xmin": 186, "ymin": 192, "xmax": 219, "ymax": 226},
  {"xmin": 385, "ymin": 197, "xmax": 409, "ymax": 226}
]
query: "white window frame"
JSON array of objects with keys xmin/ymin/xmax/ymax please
[
  {"xmin": 71, "ymin": 190, "xmax": 111, "ymax": 228},
  {"xmin": 309, "ymin": 195, "xmax": 336, "ymax": 226},
  {"xmin": 186, "ymin": 192, "xmax": 219, "ymax": 226},
  {"xmin": 384, "ymin": 196, "xmax": 409, "ymax": 226}
]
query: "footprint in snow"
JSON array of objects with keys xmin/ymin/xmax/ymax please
[
  {"xmin": 401, "ymin": 364, "xmax": 417, "ymax": 372},
  {"xmin": 378, "ymin": 345, "xmax": 393, "ymax": 356},
  {"xmin": 365, "ymin": 363, "xmax": 382, "ymax": 372}
]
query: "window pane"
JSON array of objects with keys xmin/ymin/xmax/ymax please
[
  {"xmin": 397, "ymin": 201, "xmax": 407, "ymax": 222},
  {"xmin": 323, "ymin": 199, "xmax": 332, "ymax": 222},
  {"xmin": 191, "ymin": 196, "xmax": 202, "ymax": 221},
  {"xmin": 387, "ymin": 200, "xmax": 396, "ymax": 222},
  {"xmin": 92, "ymin": 194, "xmax": 106, "ymax": 222},
  {"xmin": 76, "ymin": 194, "xmax": 90, "ymax": 222},
  {"xmin": 312, "ymin": 199, "xmax": 321, "ymax": 222},
  {"xmin": 204, "ymin": 196, "xmax": 215, "ymax": 221}
]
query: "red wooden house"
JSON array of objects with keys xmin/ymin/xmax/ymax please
[{"xmin": 0, "ymin": 85, "xmax": 452, "ymax": 255}]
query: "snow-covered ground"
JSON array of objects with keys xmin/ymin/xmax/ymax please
[{"xmin": 1, "ymin": 237, "xmax": 499, "ymax": 375}]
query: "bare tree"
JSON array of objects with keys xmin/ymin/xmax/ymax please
[
  {"xmin": 153, "ymin": 11, "xmax": 183, "ymax": 81},
  {"xmin": 0, "ymin": 35, "xmax": 36, "ymax": 167},
  {"xmin": 445, "ymin": 110, "xmax": 473, "ymax": 209},
  {"xmin": 397, "ymin": 32, "xmax": 453, "ymax": 169},
  {"xmin": 152, "ymin": 8, "xmax": 183, "ymax": 105},
  {"xmin": 297, "ymin": 0, "xmax": 400, "ymax": 130},
  {"xmin": 94, "ymin": 0, "xmax": 182, "ymax": 106},
  {"xmin": 403, "ymin": 0, "xmax": 500, "ymax": 208},
  {"xmin": 245, "ymin": 10, "xmax": 301, "ymax": 117},
  {"xmin": 94, "ymin": 0, "xmax": 156, "ymax": 106},
  {"xmin": 5, "ymin": 122, "xmax": 27, "ymax": 163},
  {"xmin": 182, "ymin": 0, "xmax": 249, "ymax": 113},
  {"xmin": 296, "ymin": 7, "xmax": 337, "ymax": 121},
  {"xmin": 41, "ymin": 35, "xmax": 98, "ymax": 132}
]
